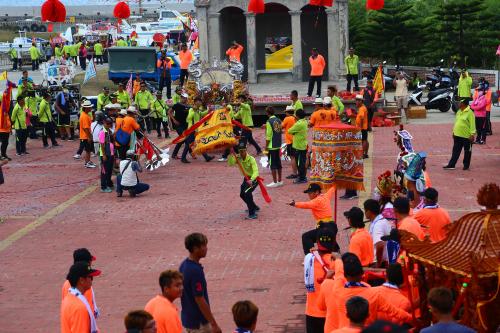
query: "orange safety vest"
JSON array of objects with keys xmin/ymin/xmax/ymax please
[{"xmin": 156, "ymin": 58, "xmax": 172, "ymax": 78}]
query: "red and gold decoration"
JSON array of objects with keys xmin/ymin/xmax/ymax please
[
  {"xmin": 41, "ymin": 0, "xmax": 66, "ymax": 23},
  {"xmin": 400, "ymin": 183, "xmax": 500, "ymax": 332},
  {"xmin": 248, "ymin": 0, "xmax": 265, "ymax": 14},
  {"xmin": 366, "ymin": 0, "xmax": 384, "ymax": 10},
  {"xmin": 192, "ymin": 108, "xmax": 237, "ymax": 155},
  {"xmin": 113, "ymin": 1, "xmax": 131, "ymax": 22},
  {"xmin": 310, "ymin": 123, "xmax": 364, "ymax": 190}
]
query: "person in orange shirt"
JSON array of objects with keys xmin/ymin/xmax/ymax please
[
  {"xmin": 157, "ymin": 50, "xmax": 174, "ymax": 99},
  {"xmin": 355, "ymin": 95, "xmax": 369, "ymax": 159},
  {"xmin": 178, "ymin": 43, "xmax": 193, "ymax": 87},
  {"xmin": 307, "ymin": 48, "xmax": 326, "ymax": 97},
  {"xmin": 0, "ymin": 104, "xmax": 12, "ymax": 161},
  {"xmin": 124, "ymin": 310, "xmax": 157, "ymax": 333},
  {"xmin": 133, "ymin": 73, "xmax": 142, "ymax": 97},
  {"xmin": 317, "ymin": 253, "xmax": 412, "ymax": 333},
  {"xmin": 282, "ymin": 106, "xmax": 298, "ymax": 179},
  {"xmin": 413, "ymin": 188, "xmax": 451, "ymax": 243},
  {"xmin": 79, "ymin": 101, "xmax": 96, "ymax": 169},
  {"xmin": 61, "ymin": 248, "xmax": 99, "ymax": 318},
  {"xmin": 289, "ymin": 183, "xmax": 339, "ymax": 254},
  {"xmin": 372, "ymin": 264, "xmax": 411, "ymax": 321},
  {"xmin": 309, "ymin": 98, "xmax": 332, "ymax": 128},
  {"xmin": 394, "ymin": 197, "xmax": 425, "ymax": 240},
  {"xmin": 323, "ymin": 97, "xmax": 338, "ymax": 123},
  {"xmin": 304, "ymin": 228, "xmax": 335, "ymax": 333},
  {"xmin": 116, "ymin": 107, "xmax": 142, "ymax": 159},
  {"xmin": 61, "ymin": 261, "xmax": 101, "ymax": 333},
  {"xmin": 226, "ymin": 41, "xmax": 244, "ymax": 62},
  {"xmin": 145, "ymin": 270, "xmax": 183, "ymax": 333},
  {"xmin": 331, "ymin": 296, "xmax": 370, "ymax": 333},
  {"xmin": 345, "ymin": 207, "xmax": 374, "ymax": 266}
]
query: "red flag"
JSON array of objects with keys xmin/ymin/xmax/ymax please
[{"xmin": 142, "ymin": 137, "xmax": 154, "ymax": 160}]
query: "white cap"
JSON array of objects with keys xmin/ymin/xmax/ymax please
[
  {"xmin": 285, "ymin": 105, "xmax": 294, "ymax": 111},
  {"xmin": 127, "ymin": 106, "xmax": 137, "ymax": 113},
  {"xmin": 81, "ymin": 100, "xmax": 93, "ymax": 108},
  {"xmin": 105, "ymin": 103, "xmax": 121, "ymax": 109},
  {"xmin": 355, "ymin": 94, "xmax": 364, "ymax": 100},
  {"xmin": 181, "ymin": 93, "xmax": 189, "ymax": 98},
  {"xmin": 119, "ymin": 109, "xmax": 127, "ymax": 115},
  {"xmin": 314, "ymin": 97, "xmax": 323, "ymax": 104},
  {"xmin": 323, "ymin": 96, "xmax": 332, "ymax": 105}
]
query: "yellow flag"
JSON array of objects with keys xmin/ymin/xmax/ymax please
[
  {"xmin": 373, "ymin": 65, "xmax": 384, "ymax": 94},
  {"xmin": 0, "ymin": 71, "xmax": 7, "ymax": 81}
]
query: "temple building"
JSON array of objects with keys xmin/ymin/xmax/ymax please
[{"xmin": 195, "ymin": 0, "xmax": 349, "ymax": 83}]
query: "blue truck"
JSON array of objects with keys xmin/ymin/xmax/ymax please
[{"xmin": 107, "ymin": 47, "xmax": 181, "ymax": 85}]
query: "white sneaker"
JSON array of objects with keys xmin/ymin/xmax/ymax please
[
  {"xmin": 217, "ymin": 157, "xmax": 227, "ymax": 162},
  {"xmin": 266, "ymin": 182, "xmax": 278, "ymax": 188},
  {"xmin": 73, "ymin": 154, "xmax": 81, "ymax": 159},
  {"xmin": 276, "ymin": 181, "xmax": 284, "ymax": 187},
  {"xmin": 85, "ymin": 161, "xmax": 97, "ymax": 168}
]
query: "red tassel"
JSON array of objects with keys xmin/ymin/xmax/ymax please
[
  {"xmin": 248, "ymin": 0, "xmax": 265, "ymax": 14},
  {"xmin": 113, "ymin": 1, "xmax": 130, "ymax": 19},
  {"xmin": 47, "ymin": 23, "xmax": 53, "ymax": 32},
  {"xmin": 41, "ymin": 0, "xmax": 66, "ymax": 23},
  {"xmin": 366, "ymin": 0, "xmax": 384, "ymax": 10}
]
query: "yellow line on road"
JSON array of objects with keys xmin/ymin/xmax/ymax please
[{"xmin": 0, "ymin": 184, "xmax": 97, "ymax": 253}]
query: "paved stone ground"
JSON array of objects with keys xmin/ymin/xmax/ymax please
[{"xmin": 1, "ymin": 118, "xmax": 499, "ymax": 332}]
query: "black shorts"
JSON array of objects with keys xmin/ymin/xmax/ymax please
[
  {"xmin": 58, "ymin": 113, "xmax": 71, "ymax": 126},
  {"xmin": 80, "ymin": 139, "xmax": 92, "ymax": 153},
  {"xmin": 286, "ymin": 144, "xmax": 295, "ymax": 158},
  {"xmin": 361, "ymin": 129, "xmax": 368, "ymax": 141},
  {"xmin": 268, "ymin": 149, "xmax": 282, "ymax": 170}
]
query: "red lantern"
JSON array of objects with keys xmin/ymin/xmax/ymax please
[
  {"xmin": 113, "ymin": 1, "xmax": 130, "ymax": 19},
  {"xmin": 248, "ymin": 0, "xmax": 265, "ymax": 14},
  {"xmin": 41, "ymin": 0, "xmax": 66, "ymax": 23},
  {"xmin": 153, "ymin": 33, "xmax": 166, "ymax": 44},
  {"xmin": 366, "ymin": 0, "xmax": 384, "ymax": 10},
  {"xmin": 309, "ymin": 0, "xmax": 333, "ymax": 6}
]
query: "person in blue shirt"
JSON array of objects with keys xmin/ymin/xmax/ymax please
[
  {"xmin": 421, "ymin": 287, "xmax": 475, "ymax": 333},
  {"xmin": 231, "ymin": 300, "xmax": 259, "ymax": 333},
  {"xmin": 179, "ymin": 233, "xmax": 222, "ymax": 333},
  {"xmin": 18, "ymin": 70, "xmax": 34, "ymax": 86}
]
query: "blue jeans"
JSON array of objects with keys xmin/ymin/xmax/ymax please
[{"xmin": 116, "ymin": 174, "xmax": 150, "ymax": 196}]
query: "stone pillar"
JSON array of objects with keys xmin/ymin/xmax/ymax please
[
  {"xmin": 337, "ymin": 0, "xmax": 349, "ymax": 78},
  {"xmin": 208, "ymin": 12, "xmax": 221, "ymax": 61},
  {"xmin": 245, "ymin": 12, "xmax": 257, "ymax": 83},
  {"xmin": 326, "ymin": 7, "xmax": 340, "ymax": 80},
  {"xmin": 195, "ymin": 1, "xmax": 209, "ymax": 61},
  {"xmin": 289, "ymin": 10, "xmax": 302, "ymax": 82}
]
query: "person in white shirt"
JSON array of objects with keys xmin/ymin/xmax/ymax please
[
  {"xmin": 117, "ymin": 150, "xmax": 150, "ymax": 197},
  {"xmin": 364, "ymin": 199, "xmax": 393, "ymax": 268},
  {"xmin": 91, "ymin": 111, "xmax": 105, "ymax": 157},
  {"xmin": 393, "ymin": 72, "xmax": 409, "ymax": 124}
]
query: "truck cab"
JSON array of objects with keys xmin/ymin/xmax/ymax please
[{"xmin": 107, "ymin": 47, "xmax": 181, "ymax": 85}]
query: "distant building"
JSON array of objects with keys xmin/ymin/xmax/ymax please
[{"xmin": 195, "ymin": 0, "xmax": 349, "ymax": 83}]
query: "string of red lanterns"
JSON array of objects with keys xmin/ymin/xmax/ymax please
[{"xmin": 41, "ymin": 0, "xmax": 67, "ymax": 23}]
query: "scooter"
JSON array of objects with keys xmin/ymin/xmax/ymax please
[{"xmin": 408, "ymin": 83, "xmax": 454, "ymax": 113}]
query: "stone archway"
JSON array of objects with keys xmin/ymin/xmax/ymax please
[
  {"xmin": 255, "ymin": 2, "xmax": 292, "ymax": 70},
  {"xmin": 300, "ymin": 4, "xmax": 329, "ymax": 81},
  {"xmin": 219, "ymin": 6, "xmax": 248, "ymax": 79}
]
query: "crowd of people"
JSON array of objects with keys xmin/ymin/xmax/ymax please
[{"xmin": 1, "ymin": 36, "xmax": 495, "ymax": 333}]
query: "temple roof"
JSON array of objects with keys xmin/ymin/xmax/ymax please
[{"xmin": 402, "ymin": 210, "xmax": 500, "ymax": 278}]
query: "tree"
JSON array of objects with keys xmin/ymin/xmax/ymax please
[{"xmin": 355, "ymin": 0, "xmax": 418, "ymax": 66}]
